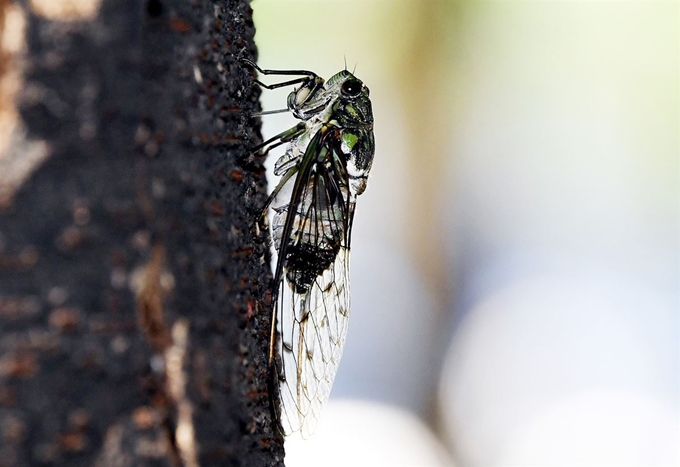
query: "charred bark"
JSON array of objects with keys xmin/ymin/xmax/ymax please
[{"xmin": 0, "ymin": 0, "xmax": 283, "ymax": 465}]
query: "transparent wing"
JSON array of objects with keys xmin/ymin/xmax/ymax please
[
  {"xmin": 269, "ymin": 132, "xmax": 355, "ymax": 438},
  {"xmin": 277, "ymin": 243, "xmax": 350, "ymax": 438}
]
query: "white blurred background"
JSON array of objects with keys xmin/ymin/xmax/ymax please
[{"xmin": 252, "ymin": 1, "xmax": 679, "ymax": 466}]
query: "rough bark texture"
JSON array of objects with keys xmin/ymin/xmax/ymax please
[{"xmin": 0, "ymin": 0, "xmax": 283, "ymax": 465}]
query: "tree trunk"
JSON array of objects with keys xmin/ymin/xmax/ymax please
[{"xmin": 0, "ymin": 0, "xmax": 283, "ymax": 465}]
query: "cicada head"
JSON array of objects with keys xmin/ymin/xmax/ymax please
[{"xmin": 326, "ymin": 71, "xmax": 373, "ymax": 129}]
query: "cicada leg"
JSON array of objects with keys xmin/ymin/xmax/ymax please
[
  {"xmin": 240, "ymin": 57, "xmax": 318, "ymax": 80},
  {"xmin": 240, "ymin": 58, "xmax": 324, "ymax": 113},
  {"xmin": 240, "ymin": 58, "xmax": 319, "ymax": 90},
  {"xmin": 251, "ymin": 122, "xmax": 306, "ymax": 156}
]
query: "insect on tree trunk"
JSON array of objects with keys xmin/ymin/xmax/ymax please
[{"xmin": 0, "ymin": 0, "xmax": 283, "ymax": 466}]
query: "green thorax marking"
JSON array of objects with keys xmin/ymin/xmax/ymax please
[{"xmin": 342, "ymin": 132, "xmax": 359, "ymax": 150}]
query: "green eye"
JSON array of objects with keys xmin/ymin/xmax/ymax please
[{"xmin": 341, "ymin": 79, "xmax": 362, "ymax": 97}]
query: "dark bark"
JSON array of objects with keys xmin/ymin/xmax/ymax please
[{"xmin": 0, "ymin": 0, "xmax": 283, "ymax": 465}]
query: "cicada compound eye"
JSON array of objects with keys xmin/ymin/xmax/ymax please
[{"xmin": 341, "ymin": 79, "xmax": 362, "ymax": 97}]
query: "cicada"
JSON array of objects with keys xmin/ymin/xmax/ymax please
[{"xmin": 243, "ymin": 59, "xmax": 375, "ymax": 437}]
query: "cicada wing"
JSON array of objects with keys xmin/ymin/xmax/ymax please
[
  {"xmin": 277, "ymin": 246, "xmax": 351, "ymax": 438},
  {"xmin": 269, "ymin": 135, "xmax": 356, "ymax": 437}
]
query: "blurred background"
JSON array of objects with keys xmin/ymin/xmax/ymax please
[{"xmin": 252, "ymin": 1, "xmax": 679, "ymax": 466}]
